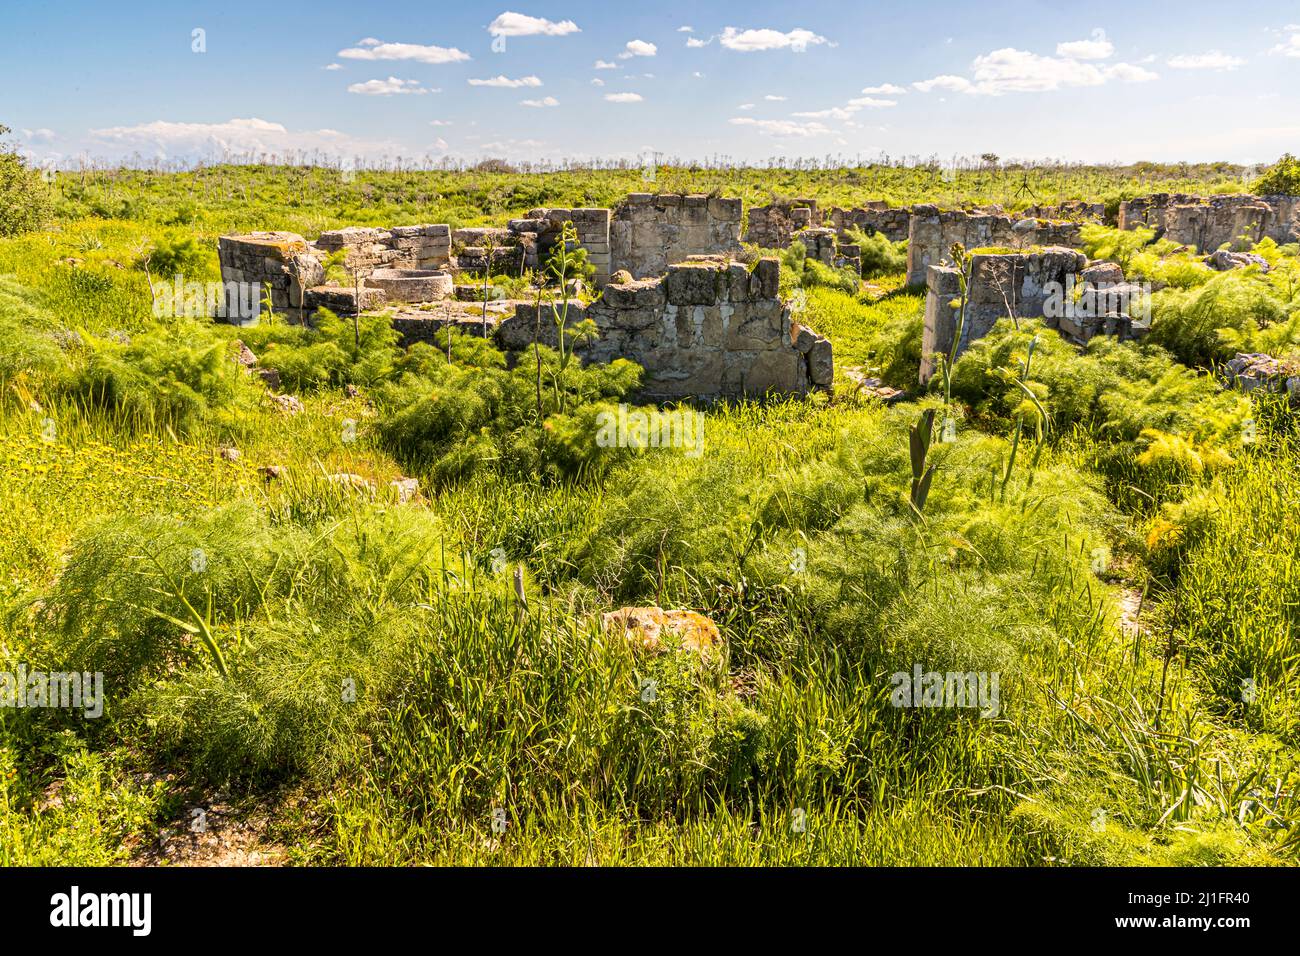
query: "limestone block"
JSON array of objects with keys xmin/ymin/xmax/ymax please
[
  {"xmin": 743, "ymin": 349, "xmax": 806, "ymax": 397},
  {"xmin": 666, "ymin": 263, "xmax": 723, "ymax": 306}
]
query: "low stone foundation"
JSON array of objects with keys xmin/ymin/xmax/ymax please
[{"xmin": 498, "ymin": 256, "xmax": 831, "ymax": 401}]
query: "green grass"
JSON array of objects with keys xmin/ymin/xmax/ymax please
[{"xmin": 0, "ymin": 163, "xmax": 1297, "ymax": 867}]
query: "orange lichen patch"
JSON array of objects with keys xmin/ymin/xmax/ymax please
[
  {"xmin": 232, "ymin": 232, "xmax": 310, "ymax": 259},
  {"xmin": 601, "ymin": 606, "xmax": 721, "ymax": 656}
]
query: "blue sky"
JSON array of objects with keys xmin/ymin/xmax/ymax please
[{"xmin": 3, "ymin": 1, "xmax": 1299, "ymax": 167}]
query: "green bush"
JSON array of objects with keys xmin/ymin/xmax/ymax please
[
  {"xmin": 845, "ymin": 227, "xmax": 907, "ymax": 278},
  {"xmin": 0, "ymin": 126, "xmax": 52, "ymax": 237},
  {"xmin": 1254, "ymin": 153, "xmax": 1300, "ymax": 197},
  {"xmin": 1149, "ymin": 271, "xmax": 1288, "ymax": 368}
]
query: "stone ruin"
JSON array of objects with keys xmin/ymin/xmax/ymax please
[
  {"xmin": 827, "ymin": 203, "xmax": 913, "ymax": 243},
  {"xmin": 497, "ymin": 256, "xmax": 831, "ymax": 401},
  {"xmin": 218, "ymin": 193, "xmax": 829, "ymax": 402},
  {"xmin": 919, "ymin": 249, "xmax": 1149, "ymax": 383},
  {"xmin": 610, "ymin": 193, "xmax": 743, "ymax": 279},
  {"xmin": 744, "ymin": 199, "xmax": 821, "ymax": 248},
  {"xmin": 905, "ymin": 206, "xmax": 1086, "ymax": 288},
  {"xmin": 1119, "ymin": 193, "xmax": 1300, "ymax": 251}
]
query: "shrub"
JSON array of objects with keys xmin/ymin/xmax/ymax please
[
  {"xmin": 844, "ymin": 227, "xmax": 907, "ymax": 278},
  {"xmin": 1254, "ymin": 153, "xmax": 1300, "ymax": 197},
  {"xmin": 0, "ymin": 126, "xmax": 52, "ymax": 237},
  {"xmin": 1149, "ymin": 271, "xmax": 1287, "ymax": 368}
]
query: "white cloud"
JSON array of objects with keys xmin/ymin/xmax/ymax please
[
  {"xmin": 913, "ymin": 74, "xmax": 973, "ymax": 93},
  {"xmin": 846, "ymin": 96, "xmax": 896, "ymax": 108},
  {"xmin": 718, "ymin": 27, "xmax": 828, "ymax": 52},
  {"xmin": 861, "ymin": 83, "xmax": 906, "ymax": 94},
  {"xmin": 1271, "ymin": 27, "xmax": 1300, "ymax": 57},
  {"xmin": 1056, "ymin": 29, "xmax": 1114, "ymax": 60},
  {"xmin": 1167, "ymin": 51, "xmax": 1247, "ymax": 70},
  {"xmin": 737, "ymin": 103, "xmax": 756, "ymax": 110},
  {"xmin": 692, "ymin": 71, "xmax": 705, "ymax": 78},
  {"xmin": 487, "ymin": 12, "xmax": 580, "ymax": 37},
  {"xmin": 468, "ymin": 74, "xmax": 542, "ymax": 87},
  {"xmin": 337, "ymin": 39, "xmax": 469, "ymax": 65},
  {"xmin": 20, "ymin": 128, "xmax": 56, "ymax": 141},
  {"xmin": 728, "ymin": 117, "xmax": 831, "ymax": 137},
  {"xmin": 678, "ymin": 26, "xmax": 694, "ymax": 33},
  {"xmin": 686, "ymin": 36, "xmax": 711, "ymax": 48},
  {"xmin": 347, "ymin": 77, "xmax": 432, "ymax": 96},
  {"xmin": 1105, "ymin": 63, "xmax": 1160, "ymax": 82},
  {"xmin": 520, "ymin": 96, "xmax": 559, "ymax": 107},
  {"xmin": 591, "ymin": 77, "xmax": 605, "ymax": 86},
  {"xmin": 914, "ymin": 46, "xmax": 1157, "ymax": 96},
  {"xmin": 792, "ymin": 107, "xmax": 855, "ymax": 120},
  {"xmin": 429, "ymin": 120, "xmax": 453, "ymax": 127},
  {"xmin": 324, "ymin": 63, "xmax": 342, "ymax": 71},
  {"xmin": 604, "ymin": 92, "xmax": 644, "ymax": 103},
  {"xmin": 620, "ymin": 39, "xmax": 657, "ymax": 58},
  {"xmin": 594, "ymin": 59, "xmax": 617, "ymax": 69},
  {"xmin": 765, "ymin": 94, "xmax": 787, "ymax": 101}
]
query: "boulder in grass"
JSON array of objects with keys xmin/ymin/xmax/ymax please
[
  {"xmin": 388, "ymin": 477, "xmax": 421, "ymax": 503},
  {"xmin": 601, "ymin": 606, "xmax": 721, "ymax": 656},
  {"xmin": 232, "ymin": 340, "xmax": 258, "ymax": 367},
  {"xmin": 269, "ymin": 393, "xmax": 304, "ymax": 415}
]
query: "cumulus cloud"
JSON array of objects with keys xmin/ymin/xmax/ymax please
[
  {"xmin": 604, "ymin": 92, "xmax": 644, "ymax": 103},
  {"xmin": 737, "ymin": 103, "xmax": 756, "ymax": 110},
  {"xmin": 728, "ymin": 117, "xmax": 831, "ymax": 137},
  {"xmin": 520, "ymin": 96, "xmax": 559, "ymax": 107},
  {"xmin": 1167, "ymin": 51, "xmax": 1247, "ymax": 70},
  {"xmin": 324, "ymin": 63, "xmax": 342, "ymax": 71},
  {"xmin": 914, "ymin": 45, "xmax": 1157, "ymax": 95},
  {"xmin": 861, "ymin": 83, "xmax": 906, "ymax": 94},
  {"xmin": 686, "ymin": 36, "xmax": 712, "ymax": 48},
  {"xmin": 846, "ymin": 96, "xmax": 896, "ymax": 108},
  {"xmin": 1056, "ymin": 29, "xmax": 1114, "ymax": 60},
  {"xmin": 591, "ymin": 77, "xmax": 604, "ymax": 86},
  {"xmin": 912, "ymin": 74, "xmax": 973, "ymax": 93},
  {"xmin": 1271, "ymin": 26, "xmax": 1300, "ymax": 57},
  {"xmin": 347, "ymin": 77, "xmax": 433, "ymax": 96},
  {"xmin": 678, "ymin": 26, "xmax": 694, "ymax": 33},
  {"xmin": 487, "ymin": 12, "xmax": 580, "ymax": 37},
  {"xmin": 594, "ymin": 59, "xmax": 617, "ymax": 69},
  {"xmin": 718, "ymin": 27, "xmax": 828, "ymax": 52},
  {"xmin": 765, "ymin": 94, "xmax": 787, "ymax": 101},
  {"xmin": 468, "ymin": 74, "xmax": 542, "ymax": 87},
  {"xmin": 338, "ymin": 38, "xmax": 470, "ymax": 65},
  {"xmin": 429, "ymin": 120, "xmax": 453, "ymax": 127},
  {"xmin": 793, "ymin": 94, "xmax": 896, "ymax": 121},
  {"xmin": 620, "ymin": 39, "xmax": 657, "ymax": 58}
]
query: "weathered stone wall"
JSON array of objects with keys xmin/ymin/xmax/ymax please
[
  {"xmin": 1026, "ymin": 200, "xmax": 1105, "ymax": 222},
  {"xmin": 217, "ymin": 232, "xmax": 324, "ymax": 322},
  {"xmin": 827, "ymin": 205, "xmax": 912, "ymax": 243},
  {"xmin": 610, "ymin": 194, "xmax": 743, "ymax": 280},
  {"xmin": 919, "ymin": 248, "xmax": 1087, "ymax": 383},
  {"xmin": 1118, "ymin": 193, "xmax": 1300, "ymax": 250},
  {"xmin": 315, "ymin": 224, "xmax": 451, "ymax": 275},
  {"xmin": 507, "ymin": 208, "xmax": 611, "ymax": 285},
  {"xmin": 744, "ymin": 199, "xmax": 821, "ymax": 247},
  {"xmin": 498, "ymin": 256, "xmax": 831, "ymax": 400},
  {"xmin": 906, "ymin": 206, "xmax": 1084, "ymax": 287}
]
